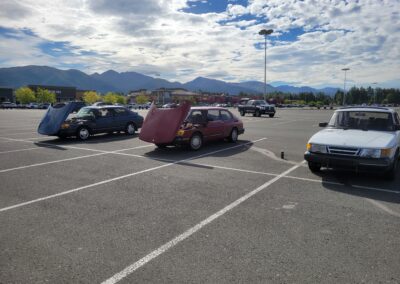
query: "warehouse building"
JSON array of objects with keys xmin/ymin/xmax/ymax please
[
  {"xmin": 0, "ymin": 87, "xmax": 14, "ymax": 102},
  {"xmin": 27, "ymin": 85, "xmax": 77, "ymax": 102}
]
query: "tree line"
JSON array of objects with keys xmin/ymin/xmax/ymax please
[
  {"xmin": 239, "ymin": 86, "xmax": 400, "ymax": 106},
  {"xmin": 14, "ymin": 87, "xmax": 129, "ymax": 105}
]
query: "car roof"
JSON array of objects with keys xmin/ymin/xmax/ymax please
[
  {"xmin": 336, "ymin": 106, "xmax": 395, "ymax": 113},
  {"xmin": 84, "ymin": 105, "xmax": 126, "ymax": 109},
  {"xmin": 191, "ymin": 106, "xmax": 228, "ymax": 111}
]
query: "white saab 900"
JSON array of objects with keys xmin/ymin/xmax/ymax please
[{"xmin": 304, "ymin": 107, "xmax": 400, "ymax": 179}]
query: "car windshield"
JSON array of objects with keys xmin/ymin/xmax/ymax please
[
  {"xmin": 253, "ymin": 100, "xmax": 267, "ymax": 105},
  {"xmin": 76, "ymin": 108, "xmax": 96, "ymax": 118},
  {"xmin": 328, "ymin": 111, "xmax": 394, "ymax": 131}
]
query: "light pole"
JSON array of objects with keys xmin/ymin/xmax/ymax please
[
  {"xmin": 372, "ymin": 82, "xmax": 377, "ymax": 104},
  {"xmin": 259, "ymin": 29, "xmax": 273, "ymax": 101},
  {"xmin": 342, "ymin": 68, "xmax": 350, "ymax": 105}
]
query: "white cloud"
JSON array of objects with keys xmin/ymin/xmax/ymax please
[{"xmin": 0, "ymin": 0, "xmax": 398, "ymax": 87}]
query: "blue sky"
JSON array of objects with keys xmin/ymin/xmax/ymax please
[{"xmin": 0, "ymin": 0, "xmax": 399, "ymax": 88}]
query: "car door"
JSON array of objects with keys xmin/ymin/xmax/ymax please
[
  {"xmin": 112, "ymin": 107, "xmax": 129, "ymax": 130},
  {"xmin": 394, "ymin": 112, "xmax": 400, "ymax": 147},
  {"xmin": 204, "ymin": 109, "xmax": 224, "ymax": 141},
  {"xmin": 95, "ymin": 108, "xmax": 116, "ymax": 132},
  {"xmin": 220, "ymin": 109, "xmax": 235, "ymax": 137}
]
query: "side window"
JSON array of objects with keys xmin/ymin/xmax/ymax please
[
  {"xmin": 246, "ymin": 100, "xmax": 253, "ymax": 106},
  {"xmin": 99, "ymin": 108, "xmax": 113, "ymax": 117},
  {"xmin": 207, "ymin": 109, "xmax": 220, "ymax": 121},
  {"xmin": 220, "ymin": 110, "xmax": 232, "ymax": 121},
  {"xmin": 114, "ymin": 108, "xmax": 128, "ymax": 116},
  {"xmin": 188, "ymin": 110, "xmax": 205, "ymax": 124},
  {"xmin": 394, "ymin": 113, "xmax": 400, "ymax": 125}
]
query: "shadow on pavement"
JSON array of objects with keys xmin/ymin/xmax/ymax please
[{"xmin": 317, "ymin": 169, "xmax": 400, "ymax": 204}]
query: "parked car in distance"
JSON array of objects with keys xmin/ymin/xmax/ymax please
[
  {"xmin": 38, "ymin": 103, "xmax": 50, "ymax": 109},
  {"xmin": 139, "ymin": 103, "xmax": 244, "ymax": 150},
  {"xmin": 0, "ymin": 102, "xmax": 17, "ymax": 109},
  {"xmin": 38, "ymin": 102, "xmax": 144, "ymax": 140},
  {"xmin": 304, "ymin": 107, "xmax": 400, "ymax": 179},
  {"xmin": 128, "ymin": 103, "xmax": 151, "ymax": 110},
  {"xmin": 27, "ymin": 103, "xmax": 39, "ymax": 109},
  {"xmin": 238, "ymin": 99, "xmax": 276, "ymax": 117}
]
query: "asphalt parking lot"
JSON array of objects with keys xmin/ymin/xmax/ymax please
[{"xmin": 0, "ymin": 108, "xmax": 399, "ymax": 283}]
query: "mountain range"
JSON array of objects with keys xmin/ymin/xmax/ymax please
[{"xmin": 0, "ymin": 65, "xmax": 339, "ymax": 96}]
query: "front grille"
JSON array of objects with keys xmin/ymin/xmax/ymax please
[{"xmin": 327, "ymin": 146, "xmax": 360, "ymax": 156}]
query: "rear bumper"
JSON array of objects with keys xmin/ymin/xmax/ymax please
[{"xmin": 304, "ymin": 151, "xmax": 393, "ymax": 172}]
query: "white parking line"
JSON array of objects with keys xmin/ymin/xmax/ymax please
[
  {"xmin": 0, "ymin": 145, "xmax": 153, "ymax": 173},
  {"xmin": 0, "ymin": 138, "xmax": 267, "ymax": 213},
  {"xmin": 365, "ymin": 199, "xmax": 400, "ymax": 218},
  {"xmin": 101, "ymin": 161, "xmax": 305, "ymax": 284}
]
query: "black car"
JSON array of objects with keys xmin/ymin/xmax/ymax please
[{"xmin": 38, "ymin": 102, "xmax": 144, "ymax": 140}]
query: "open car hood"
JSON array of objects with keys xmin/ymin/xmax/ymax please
[
  {"xmin": 37, "ymin": 102, "xmax": 82, "ymax": 135},
  {"xmin": 139, "ymin": 101, "xmax": 191, "ymax": 144}
]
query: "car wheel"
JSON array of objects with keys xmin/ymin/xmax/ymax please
[
  {"xmin": 385, "ymin": 151, "xmax": 399, "ymax": 180},
  {"xmin": 255, "ymin": 110, "xmax": 261, "ymax": 117},
  {"xmin": 125, "ymin": 122, "xmax": 136, "ymax": 135},
  {"xmin": 77, "ymin": 126, "xmax": 90, "ymax": 141},
  {"xmin": 269, "ymin": 113, "xmax": 275, "ymax": 118},
  {"xmin": 156, "ymin": 143, "xmax": 168, "ymax": 148},
  {"xmin": 57, "ymin": 134, "xmax": 67, "ymax": 140},
  {"xmin": 229, "ymin": 128, "xmax": 238, "ymax": 143},
  {"xmin": 189, "ymin": 133, "xmax": 202, "ymax": 150},
  {"xmin": 308, "ymin": 162, "xmax": 321, "ymax": 172},
  {"xmin": 240, "ymin": 110, "xmax": 245, "ymax": 116}
]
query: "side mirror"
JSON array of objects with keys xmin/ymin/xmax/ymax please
[{"xmin": 319, "ymin": 122, "xmax": 328, "ymax": 127}]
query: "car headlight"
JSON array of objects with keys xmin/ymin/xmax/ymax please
[
  {"xmin": 60, "ymin": 123, "xmax": 70, "ymax": 129},
  {"xmin": 307, "ymin": 143, "xmax": 328, "ymax": 153},
  {"xmin": 359, "ymin": 148, "xmax": 392, "ymax": 158},
  {"xmin": 176, "ymin": 129, "xmax": 185, "ymax": 136}
]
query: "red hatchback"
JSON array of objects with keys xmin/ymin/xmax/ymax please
[{"xmin": 139, "ymin": 103, "xmax": 244, "ymax": 150}]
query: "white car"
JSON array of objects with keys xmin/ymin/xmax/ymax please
[{"xmin": 304, "ymin": 107, "xmax": 400, "ymax": 179}]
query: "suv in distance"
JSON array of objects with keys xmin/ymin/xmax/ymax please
[
  {"xmin": 238, "ymin": 99, "xmax": 276, "ymax": 117},
  {"xmin": 304, "ymin": 107, "xmax": 400, "ymax": 179}
]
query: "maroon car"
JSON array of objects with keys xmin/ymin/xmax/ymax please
[{"xmin": 139, "ymin": 103, "xmax": 244, "ymax": 150}]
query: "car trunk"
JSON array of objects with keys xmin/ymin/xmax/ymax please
[
  {"xmin": 37, "ymin": 102, "xmax": 81, "ymax": 135},
  {"xmin": 139, "ymin": 102, "xmax": 191, "ymax": 144}
]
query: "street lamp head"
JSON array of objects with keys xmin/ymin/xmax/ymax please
[
  {"xmin": 341, "ymin": 68, "xmax": 350, "ymax": 71},
  {"xmin": 259, "ymin": 29, "xmax": 273, "ymax": 36}
]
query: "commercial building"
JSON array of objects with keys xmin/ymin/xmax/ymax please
[
  {"xmin": 0, "ymin": 87, "xmax": 14, "ymax": 102},
  {"xmin": 27, "ymin": 85, "xmax": 77, "ymax": 102}
]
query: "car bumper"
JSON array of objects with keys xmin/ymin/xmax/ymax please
[
  {"xmin": 304, "ymin": 151, "xmax": 393, "ymax": 172},
  {"xmin": 261, "ymin": 109, "xmax": 275, "ymax": 114},
  {"xmin": 57, "ymin": 126, "xmax": 79, "ymax": 137}
]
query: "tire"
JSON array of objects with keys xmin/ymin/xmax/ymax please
[
  {"xmin": 255, "ymin": 110, "xmax": 261, "ymax": 117},
  {"xmin": 385, "ymin": 151, "xmax": 399, "ymax": 180},
  {"xmin": 156, "ymin": 143, "xmax": 168, "ymax": 149},
  {"xmin": 229, "ymin": 128, "xmax": 238, "ymax": 143},
  {"xmin": 308, "ymin": 162, "xmax": 321, "ymax": 172},
  {"xmin": 76, "ymin": 126, "xmax": 90, "ymax": 141},
  {"xmin": 269, "ymin": 113, "xmax": 275, "ymax": 118},
  {"xmin": 125, "ymin": 122, "xmax": 136, "ymax": 135},
  {"xmin": 240, "ymin": 110, "xmax": 245, "ymax": 116},
  {"xmin": 189, "ymin": 133, "xmax": 203, "ymax": 151},
  {"xmin": 57, "ymin": 134, "xmax": 67, "ymax": 140}
]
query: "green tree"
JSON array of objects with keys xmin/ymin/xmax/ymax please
[
  {"xmin": 36, "ymin": 88, "xmax": 56, "ymax": 103},
  {"xmin": 103, "ymin": 92, "xmax": 118, "ymax": 104},
  {"xmin": 116, "ymin": 95, "xmax": 126, "ymax": 105},
  {"xmin": 135, "ymin": 94, "xmax": 148, "ymax": 104},
  {"xmin": 82, "ymin": 91, "xmax": 101, "ymax": 104},
  {"xmin": 15, "ymin": 87, "xmax": 36, "ymax": 104}
]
